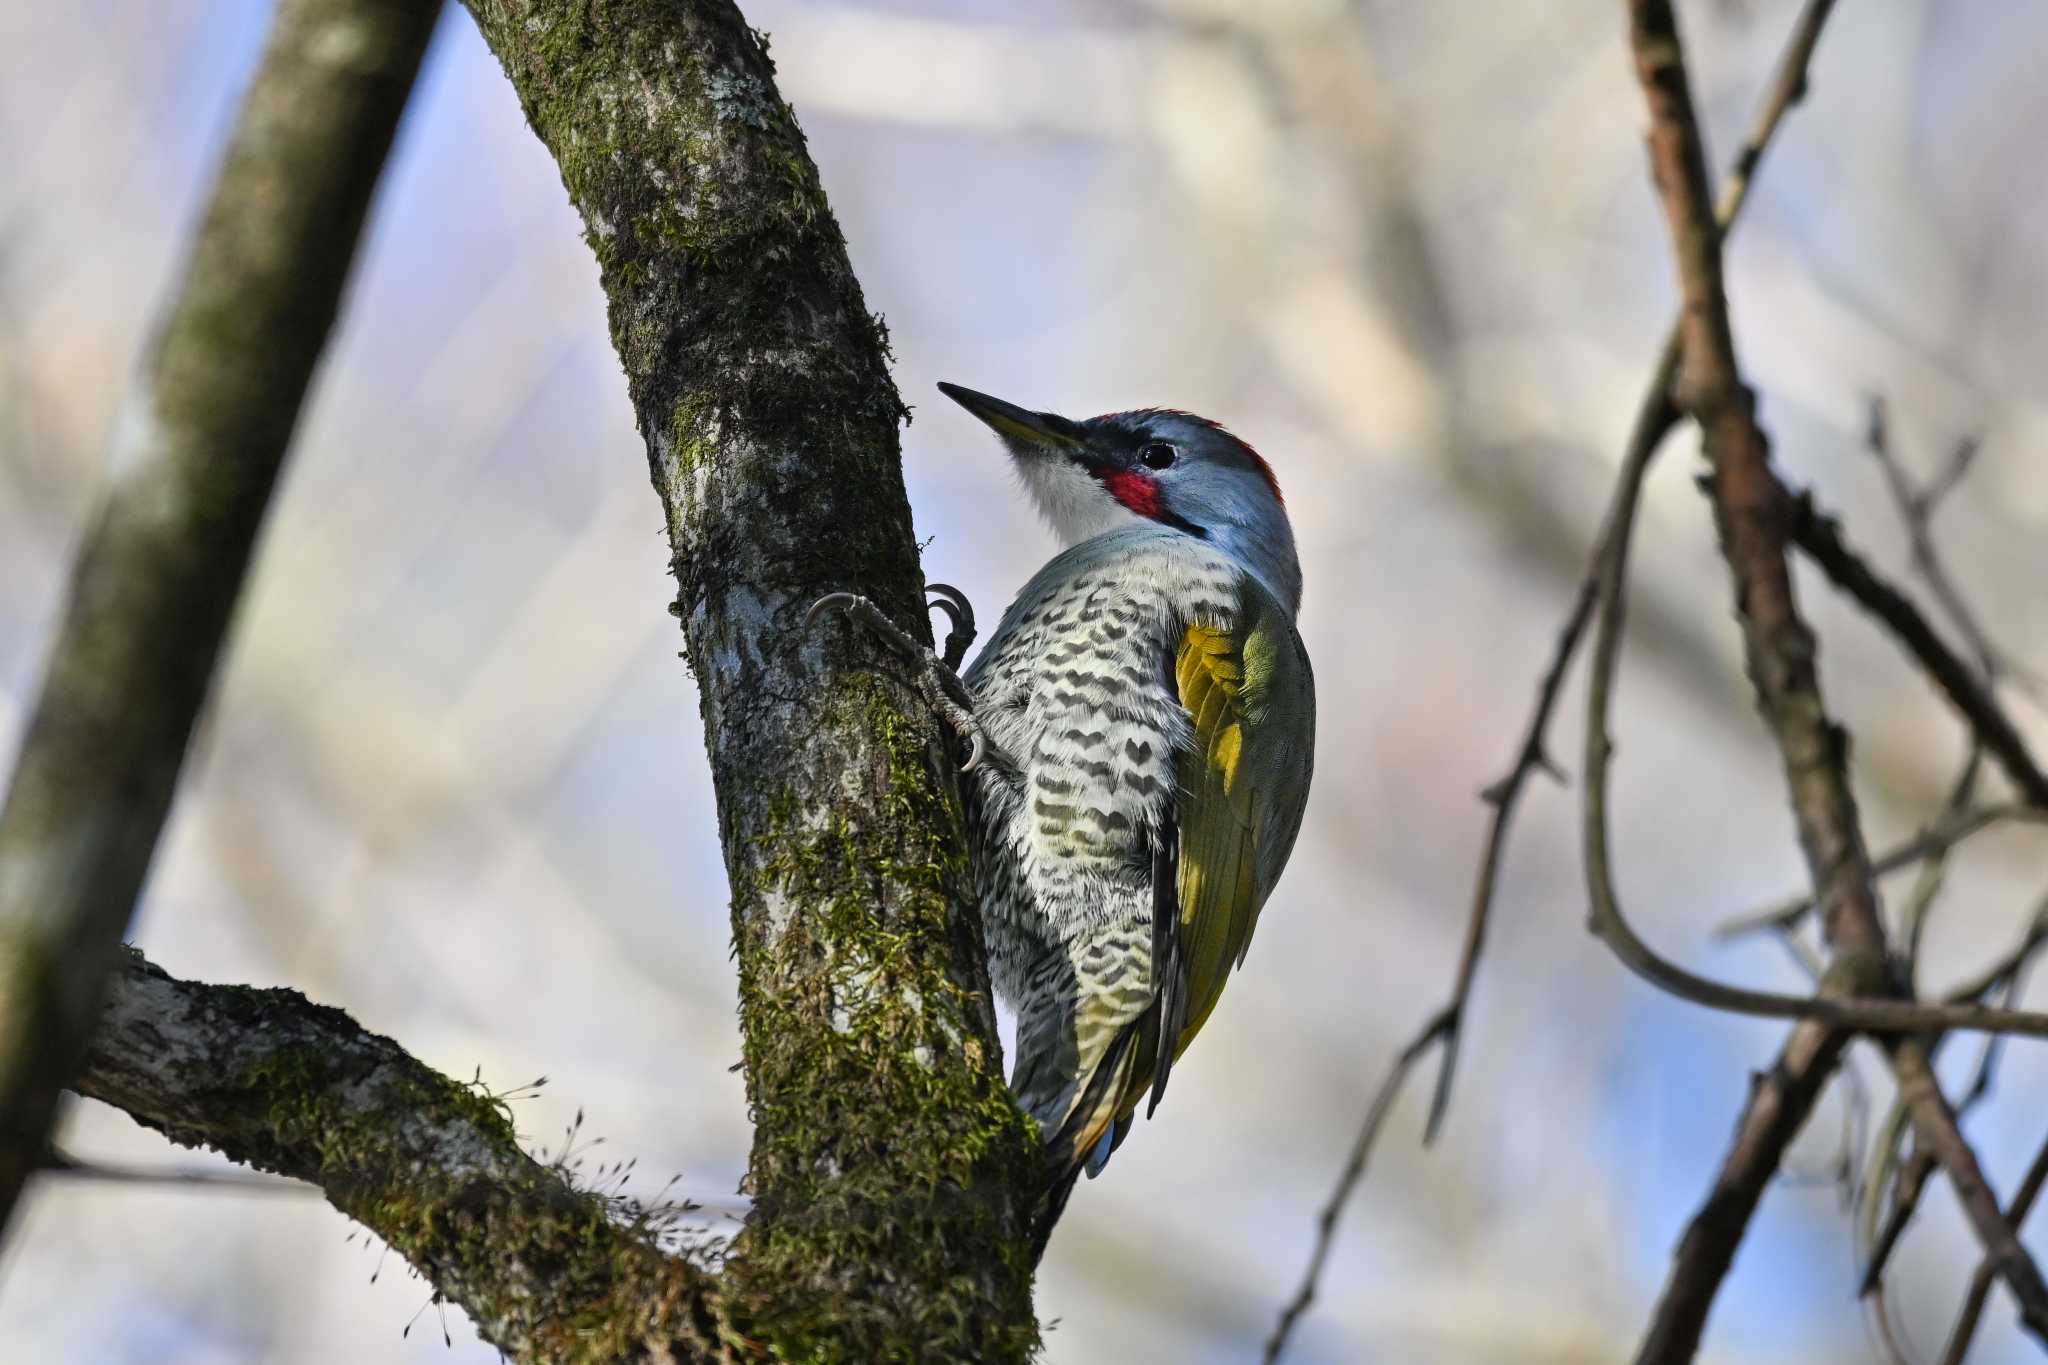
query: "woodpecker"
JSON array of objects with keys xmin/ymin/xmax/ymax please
[{"xmin": 932, "ymin": 382, "xmax": 1316, "ymax": 1253}]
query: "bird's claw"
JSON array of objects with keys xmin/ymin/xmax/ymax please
[
  {"xmin": 807, "ymin": 588, "xmax": 995, "ymax": 772},
  {"xmin": 924, "ymin": 582, "xmax": 977, "ymax": 670}
]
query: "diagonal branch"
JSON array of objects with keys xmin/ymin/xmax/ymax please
[
  {"xmin": 1942, "ymin": 1129, "xmax": 2048, "ymax": 1365},
  {"xmin": 0, "ymin": 0, "xmax": 442, "ymax": 1239},
  {"xmin": 75, "ymin": 952, "xmax": 734, "ymax": 1362},
  {"xmin": 1864, "ymin": 397, "xmax": 2027, "ymax": 690},
  {"xmin": 1787, "ymin": 493, "xmax": 2048, "ymax": 808}
]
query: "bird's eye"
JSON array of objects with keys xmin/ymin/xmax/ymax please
[{"xmin": 1139, "ymin": 442, "xmax": 1178, "ymax": 470}]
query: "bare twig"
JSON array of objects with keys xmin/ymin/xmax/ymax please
[
  {"xmin": 1712, "ymin": 802, "xmax": 2039, "ymax": 943},
  {"xmin": 1622, "ymin": 0, "xmax": 2048, "ymax": 1354},
  {"xmin": 1260, "ymin": 393, "xmax": 1632, "ymax": 1364},
  {"xmin": 1896, "ymin": 755, "xmax": 1985, "ymax": 971},
  {"xmin": 1787, "ymin": 493, "xmax": 2048, "ymax": 809},
  {"xmin": 1583, "ymin": 849, "xmax": 2048, "ymax": 1041},
  {"xmin": 1942, "ymin": 1130, "xmax": 2048, "ymax": 1365},
  {"xmin": 1851, "ymin": 429, "xmax": 2044, "ymax": 1319},
  {"xmin": 1944, "ymin": 895, "xmax": 2048, "ymax": 1008},
  {"xmin": 1865, "ymin": 399, "xmax": 2011, "ymax": 686},
  {"xmin": 1409, "ymin": 0, "xmax": 1846, "ymax": 1154},
  {"xmin": 1889, "ymin": 1041, "xmax": 2048, "ymax": 1344},
  {"xmin": 1860, "ymin": 913, "xmax": 2044, "ymax": 1306},
  {"xmin": 1259, "ymin": 1024, "xmax": 1443, "ymax": 1365},
  {"xmin": 1423, "ymin": 572, "xmax": 1589, "ymax": 1140},
  {"xmin": 1263, "ymin": 6, "xmax": 1862, "ymax": 1356}
]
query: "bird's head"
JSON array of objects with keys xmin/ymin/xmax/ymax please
[{"xmin": 939, "ymin": 382, "xmax": 1301, "ymax": 612}]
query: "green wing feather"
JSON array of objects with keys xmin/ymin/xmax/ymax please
[{"xmin": 1146, "ymin": 573, "xmax": 1315, "ymax": 1114}]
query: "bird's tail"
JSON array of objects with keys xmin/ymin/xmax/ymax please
[{"xmin": 1016, "ymin": 987, "xmax": 1161, "ymax": 1262}]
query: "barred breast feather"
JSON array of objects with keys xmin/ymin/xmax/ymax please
[{"xmin": 960, "ymin": 525, "xmax": 1315, "ymax": 1243}]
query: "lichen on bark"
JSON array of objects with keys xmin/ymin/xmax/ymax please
[{"xmin": 79, "ymin": 953, "xmax": 733, "ymax": 1363}]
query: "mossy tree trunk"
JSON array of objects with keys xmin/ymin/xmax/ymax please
[
  {"xmin": 456, "ymin": 1, "xmax": 1041, "ymax": 1358},
  {"xmin": 28, "ymin": 0, "xmax": 1039, "ymax": 1356}
]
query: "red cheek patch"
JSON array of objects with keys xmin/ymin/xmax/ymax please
[{"xmin": 1096, "ymin": 468, "xmax": 1164, "ymax": 519}]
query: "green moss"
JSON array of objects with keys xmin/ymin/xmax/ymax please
[
  {"xmin": 457, "ymin": 1, "xmax": 1035, "ymax": 1355},
  {"xmin": 724, "ymin": 683, "xmax": 1039, "ymax": 1362},
  {"xmin": 203, "ymin": 1010, "xmax": 731, "ymax": 1361}
]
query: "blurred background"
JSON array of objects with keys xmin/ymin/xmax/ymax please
[{"xmin": 2, "ymin": 0, "xmax": 2046, "ymax": 1360}]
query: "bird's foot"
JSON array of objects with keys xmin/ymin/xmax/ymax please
[
  {"xmin": 923, "ymin": 582, "xmax": 977, "ymax": 670},
  {"xmin": 807, "ymin": 589, "xmax": 996, "ymax": 772}
]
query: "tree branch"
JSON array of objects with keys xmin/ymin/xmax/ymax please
[
  {"xmin": 0, "ymin": 0, "xmax": 441, "ymax": 1238},
  {"xmin": 1260, "ymin": 1021, "xmax": 1443, "ymax": 1365},
  {"xmin": 1863, "ymin": 397, "xmax": 2019, "ymax": 687},
  {"xmin": 1787, "ymin": 493, "xmax": 2048, "ymax": 808},
  {"xmin": 1712, "ymin": 802, "xmax": 2040, "ymax": 943},
  {"xmin": 1942, "ymin": 1129, "xmax": 2048, "ymax": 1365},
  {"xmin": 1622, "ymin": 1, "xmax": 2048, "ymax": 1356},
  {"xmin": 75, "ymin": 952, "xmax": 734, "ymax": 1362},
  {"xmin": 1417, "ymin": 0, "xmax": 1841, "ymax": 1147},
  {"xmin": 1262, "ymin": 5, "xmax": 1841, "ymax": 1355}
]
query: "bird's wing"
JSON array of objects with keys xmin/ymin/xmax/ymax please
[{"xmin": 1147, "ymin": 572, "xmax": 1315, "ymax": 1114}]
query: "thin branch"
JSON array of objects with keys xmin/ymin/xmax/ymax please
[
  {"xmin": 1891, "ymin": 751, "xmax": 1986, "ymax": 976},
  {"xmin": 1582, "ymin": 821, "xmax": 2048, "ymax": 1043},
  {"xmin": 1623, "ymin": 0, "xmax": 2048, "ymax": 1354},
  {"xmin": 1419, "ymin": 0, "xmax": 1841, "ymax": 1146},
  {"xmin": 1860, "ymin": 904, "xmax": 2046, "ymax": 1303},
  {"xmin": 1889, "ymin": 1041, "xmax": 2048, "ymax": 1344},
  {"xmin": 1844, "ymin": 428, "xmax": 2047, "ymax": 1325},
  {"xmin": 1864, "ymin": 398, "xmax": 2012, "ymax": 686},
  {"xmin": 1259, "ymin": 5, "xmax": 1843, "ymax": 1354},
  {"xmin": 1787, "ymin": 492, "xmax": 2048, "ymax": 809},
  {"xmin": 0, "ymin": 0, "xmax": 441, "ymax": 1237},
  {"xmin": 75, "ymin": 951, "xmax": 733, "ymax": 1360},
  {"xmin": 1942, "ymin": 1130, "xmax": 2048, "ymax": 1365},
  {"xmin": 1259, "ymin": 1022, "xmax": 1444, "ymax": 1365},
  {"xmin": 1944, "ymin": 895, "xmax": 2048, "ymax": 1008},
  {"xmin": 1421, "ymin": 574, "xmax": 1586, "ymax": 1141},
  {"xmin": 1857, "ymin": 1094, "xmax": 1923, "ymax": 1356},
  {"xmin": 1712, "ymin": 802, "xmax": 2040, "ymax": 943},
  {"xmin": 1260, "ymin": 380, "xmax": 1639, "ymax": 1364}
]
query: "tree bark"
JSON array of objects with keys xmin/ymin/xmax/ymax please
[
  {"xmin": 453, "ymin": 2, "xmax": 1039, "ymax": 1356},
  {"xmin": 78, "ymin": 952, "xmax": 730, "ymax": 1362},
  {"xmin": 0, "ymin": 0, "xmax": 441, "ymax": 1237}
]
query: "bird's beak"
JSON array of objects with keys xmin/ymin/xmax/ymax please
[{"xmin": 937, "ymin": 382, "xmax": 1088, "ymax": 455}]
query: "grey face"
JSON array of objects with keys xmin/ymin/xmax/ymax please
[{"xmin": 936, "ymin": 383, "xmax": 1286, "ymax": 546}]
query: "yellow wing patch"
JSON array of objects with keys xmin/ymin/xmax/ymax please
[
  {"xmin": 1178, "ymin": 624, "xmax": 1245, "ymax": 789},
  {"xmin": 1170, "ymin": 620, "xmax": 1264, "ymax": 1054},
  {"xmin": 1081, "ymin": 595, "xmax": 1311, "ymax": 1168}
]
